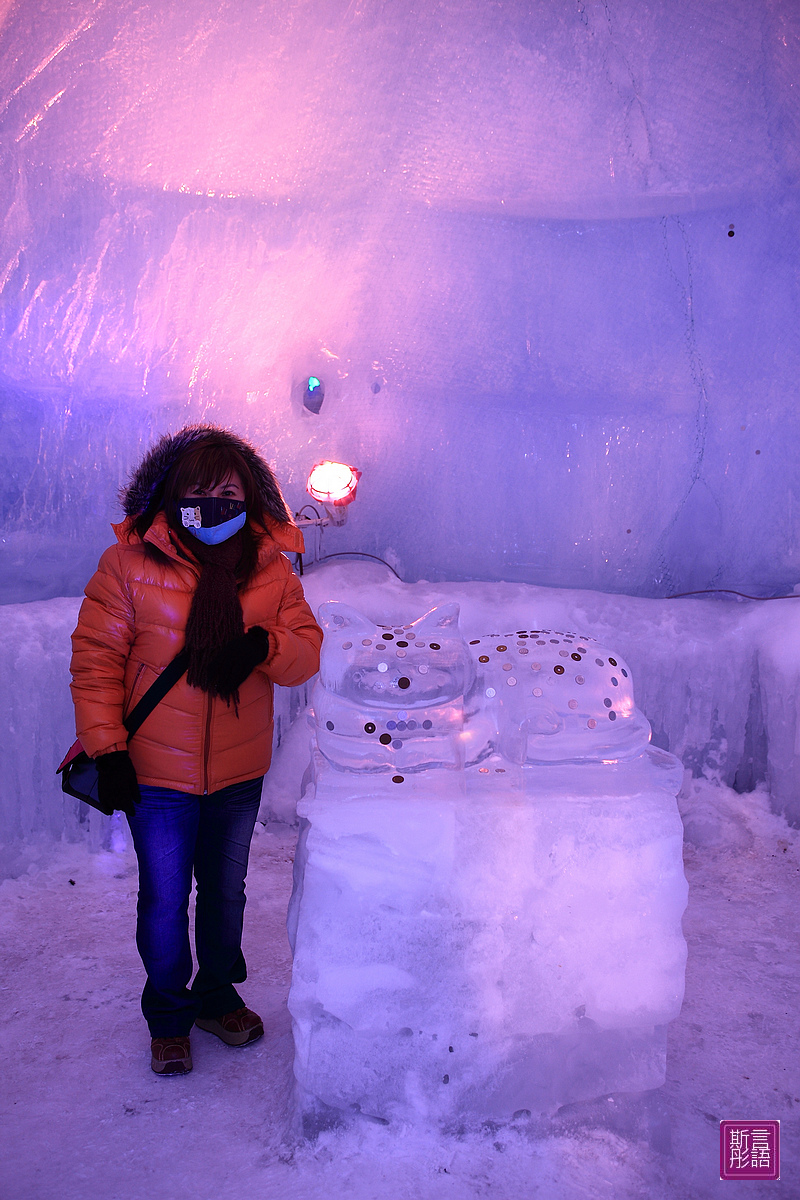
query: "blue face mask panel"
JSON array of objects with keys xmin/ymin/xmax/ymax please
[
  {"xmin": 189, "ymin": 511, "xmax": 247, "ymax": 544},
  {"xmin": 177, "ymin": 497, "xmax": 247, "ymax": 544}
]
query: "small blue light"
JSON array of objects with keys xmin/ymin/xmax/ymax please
[{"xmin": 303, "ymin": 375, "xmax": 325, "ymax": 413}]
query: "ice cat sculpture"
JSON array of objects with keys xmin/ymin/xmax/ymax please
[
  {"xmin": 312, "ymin": 602, "xmax": 473, "ymax": 773},
  {"xmin": 290, "ymin": 601, "xmax": 687, "ymax": 1126},
  {"xmin": 312, "ymin": 600, "xmax": 652, "ymax": 771}
]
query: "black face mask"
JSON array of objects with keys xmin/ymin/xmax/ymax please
[{"xmin": 176, "ymin": 497, "xmax": 247, "ymax": 544}]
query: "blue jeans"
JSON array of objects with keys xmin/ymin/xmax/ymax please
[{"xmin": 127, "ymin": 777, "xmax": 262, "ymax": 1037}]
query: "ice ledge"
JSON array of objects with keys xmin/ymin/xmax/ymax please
[{"xmin": 3, "ymin": 561, "xmax": 800, "ymax": 878}]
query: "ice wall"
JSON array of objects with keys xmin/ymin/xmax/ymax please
[{"xmin": 1, "ymin": 1, "xmax": 799, "ymax": 601}]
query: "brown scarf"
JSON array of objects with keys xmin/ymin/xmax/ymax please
[{"xmin": 183, "ymin": 532, "xmax": 245, "ymax": 702}]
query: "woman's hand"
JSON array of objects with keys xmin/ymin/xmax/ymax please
[
  {"xmin": 95, "ymin": 750, "xmax": 141, "ymax": 817},
  {"xmin": 209, "ymin": 626, "xmax": 270, "ymax": 695}
]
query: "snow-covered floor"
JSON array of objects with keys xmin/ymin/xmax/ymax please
[{"xmin": 1, "ymin": 778, "xmax": 797, "ymax": 1200}]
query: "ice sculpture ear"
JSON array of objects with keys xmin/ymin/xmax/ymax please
[
  {"xmin": 410, "ymin": 603, "xmax": 461, "ymax": 633},
  {"xmin": 317, "ymin": 601, "xmax": 376, "ymax": 634}
]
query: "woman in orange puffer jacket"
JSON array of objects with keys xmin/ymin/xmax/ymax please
[{"xmin": 70, "ymin": 425, "xmax": 322, "ymax": 1075}]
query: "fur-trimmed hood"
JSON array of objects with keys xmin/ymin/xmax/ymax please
[{"xmin": 120, "ymin": 425, "xmax": 292, "ymax": 525}]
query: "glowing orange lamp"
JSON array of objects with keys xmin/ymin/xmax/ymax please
[{"xmin": 306, "ymin": 460, "xmax": 361, "ymax": 523}]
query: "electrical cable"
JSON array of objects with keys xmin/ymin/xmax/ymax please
[
  {"xmin": 293, "ymin": 505, "xmax": 325, "ymax": 576},
  {"xmin": 666, "ymin": 588, "xmax": 800, "ymax": 601},
  {"xmin": 296, "ymin": 504, "xmax": 322, "ymax": 521},
  {"xmin": 314, "ymin": 552, "xmax": 403, "ymax": 580}
]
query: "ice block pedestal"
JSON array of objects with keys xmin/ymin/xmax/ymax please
[
  {"xmin": 288, "ymin": 603, "xmax": 688, "ymax": 1124},
  {"xmin": 289, "ymin": 747, "xmax": 688, "ymax": 1124}
]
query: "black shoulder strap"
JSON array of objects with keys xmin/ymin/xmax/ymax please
[{"xmin": 123, "ymin": 651, "xmax": 190, "ymax": 738}]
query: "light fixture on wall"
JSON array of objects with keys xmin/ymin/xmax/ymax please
[
  {"xmin": 303, "ymin": 376, "xmax": 325, "ymax": 414},
  {"xmin": 307, "ymin": 459, "xmax": 359, "ymax": 507},
  {"xmin": 304, "ymin": 460, "xmax": 361, "ymax": 525},
  {"xmin": 293, "ymin": 459, "xmax": 361, "ymax": 572}
]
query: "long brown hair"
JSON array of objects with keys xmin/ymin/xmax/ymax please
[{"xmin": 134, "ymin": 442, "xmax": 268, "ymax": 582}]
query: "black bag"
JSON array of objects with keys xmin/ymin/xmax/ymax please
[{"xmin": 57, "ymin": 652, "xmax": 189, "ymax": 815}]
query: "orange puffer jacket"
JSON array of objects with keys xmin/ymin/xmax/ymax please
[{"xmin": 70, "ymin": 512, "xmax": 322, "ymax": 794}]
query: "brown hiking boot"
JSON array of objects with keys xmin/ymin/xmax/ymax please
[
  {"xmin": 150, "ymin": 1035, "xmax": 192, "ymax": 1075},
  {"xmin": 195, "ymin": 1007, "xmax": 264, "ymax": 1046}
]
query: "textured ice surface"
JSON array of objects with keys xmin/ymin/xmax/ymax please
[
  {"xmin": 314, "ymin": 602, "xmax": 474, "ymax": 773},
  {"xmin": 1, "ymin": 2, "xmax": 799, "ymax": 600},
  {"xmin": 298, "ymin": 564, "xmax": 800, "ymax": 826},
  {"xmin": 465, "ymin": 625, "xmax": 651, "ymax": 765},
  {"xmin": 288, "ymin": 745, "xmax": 687, "ymax": 1122},
  {"xmin": 291, "ymin": 587, "xmax": 686, "ymax": 1121},
  {"xmin": 314, "ymin": 601, "xmax": 651, "ymax": 771},
  {"xmin": 317, "ymin": 602, "xmax": 475, "ymax": 710}
]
